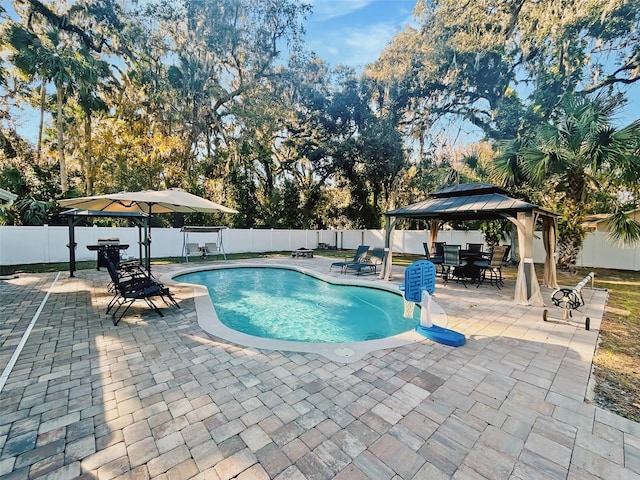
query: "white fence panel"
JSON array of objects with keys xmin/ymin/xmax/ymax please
[
  {"xmin": 0, "ymin": 226, "xmax": 638, "ymax": 270},
  {"xmin": 247, "ymin": 229, "xmax": 272, "ymax": 252},
  {"xmin": 577, "ymin": 231, "xmax": 640, "ymax": 270},
  {"xmin": 221, "ymin": 229, "xmax": 252, "ymax": 253},
  {"xmin": 363, "ymin": 230, "xmax": 385, "ymax": 249},
  {"xmin": 339, "ymin": 230, "xmax": 365, "ymax": 249}
]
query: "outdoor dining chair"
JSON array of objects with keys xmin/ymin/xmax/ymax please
[
  {"xmin": 475, "ymin": 245, "xmax": 508, "ymax": 289},
  {"xmin": 442, "ymin": 244, "xmax": 468, "ymax": 287},
  {"xmin": 466, "ymin": 243, "xmax": 484, "ymax": 252},
  {"xmin": 431, "ymin": 242, "xmax": 446, "ymax": 272}
]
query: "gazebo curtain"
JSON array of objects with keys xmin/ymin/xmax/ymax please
[
  {"xmin": 511, "ymin": 212, "xmax": 544, "ymax": 306},
  {"xmin": 542, "ymin": 217, "xmax": 559, "ymax": 288}
]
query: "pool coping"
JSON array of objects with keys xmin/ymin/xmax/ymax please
[{"xmin": 162, "ymin": 261, "xmax": 448, "ymax": 363}]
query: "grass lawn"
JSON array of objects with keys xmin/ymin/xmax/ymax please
[{"xmin": 2, "ymin": 250, "xmax": 639, "ymax": 421}]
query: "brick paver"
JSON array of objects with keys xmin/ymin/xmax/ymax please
[{"xmin": 0, "ymin": 258, "xmax": 638, "ymax": 479}]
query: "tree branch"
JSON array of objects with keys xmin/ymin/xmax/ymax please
[
  {"xmin": 24, "ymin": 0, "xmax": 107, "ymax": 52},
  {"xmin": 581, "ymin": 63, "xmax": 640, "ymax": 94}
]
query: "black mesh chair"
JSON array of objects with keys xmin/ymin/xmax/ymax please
[
  {"xmin": 102, "ymin": 251, "xmax": 179, "ymax": 325},
  {"xmin": 431, "ymin": 242, "xmax": 446, "ymax": 272},
  {"xmin": 466, "ymin": 243, "xmax": 484, "ymax": 253},
  {"xmin": 442, "ymin": 245, "xmax": 468, "ymax": 287}
]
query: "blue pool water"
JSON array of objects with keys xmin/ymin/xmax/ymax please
[{"xmin": 176, "ymin": 267, "xmax": 420, "ymax": 343}]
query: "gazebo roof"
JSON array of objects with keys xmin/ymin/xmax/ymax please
[{"xmin": 386, "ymin": 183, "xmax": 557, "ymax": 221}]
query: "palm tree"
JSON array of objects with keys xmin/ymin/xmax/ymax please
[
  {"xmin": 7, "ymin": 24, "xmax": 76, "ymax": 192},
  {"xmin": 498, "ymin": 92, "xmax": 640, "ymax": 268},
  {"xmin": 74, "ymin": 49, "xmax": 110, "ymax": 195}
]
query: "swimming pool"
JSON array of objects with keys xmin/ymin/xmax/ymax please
[
  {"xmin": 169, "ymin": 262, "xmax": 447, "ymax": 363},
  {"xmin": 175, "ymin": 266, "xmax": 420, "ymax": 342}
]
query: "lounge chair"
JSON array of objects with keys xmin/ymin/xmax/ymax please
[
  {"xmin": 102, "ymin": 251, "xmax": 179, "ymax": 325},
  {"xmin": 329, "ymin": 245, "xmax": 370, "ymax": 273},
  {"xmin": 344, "ymin": 247, "xmax": 386, "ymax": 275}
]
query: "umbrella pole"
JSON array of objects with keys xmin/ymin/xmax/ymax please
[{"xmin": 146, "ymin": 204, "xmax": 153, "ymax": 273}]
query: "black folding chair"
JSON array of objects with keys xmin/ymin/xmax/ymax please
[{"xmin": 102, "ymin": 252, "xmax": 179, "ymax": 325}]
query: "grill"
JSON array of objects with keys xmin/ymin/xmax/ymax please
[
  {"xmin": 87, "ymin": 238, "xmax": 127, "ymax": 270},
  {"xmin": 97, "ymin": 237, "xmax": 120, "ymax": 246}
]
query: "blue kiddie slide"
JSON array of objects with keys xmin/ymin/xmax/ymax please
[{"xmin": 403, "ymin": 260, "xmax": 466, "ymax": 347}]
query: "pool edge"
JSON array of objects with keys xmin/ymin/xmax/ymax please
[{"xmin": 161, "ymin": 261, "xmax": 449, "ymax": 364}]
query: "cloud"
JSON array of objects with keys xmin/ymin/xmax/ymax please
[
  {"xmin": 307, "ymin": 22, "xmax": 401, "ymax": 69},
  {"xmin": 307, "ymin": 0, "xmax": 376, "ymax": 21}
]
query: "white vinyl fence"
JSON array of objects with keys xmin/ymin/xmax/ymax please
[{"xmin": 0, "ymin": 225, "xmax": 638, "ymax": 270}]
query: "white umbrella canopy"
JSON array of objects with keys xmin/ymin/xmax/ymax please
[
  {"xmin": 58, "ymin": 188, "xmax": 238, "ymax": 214},
  {"xmin": 59, "ymin": 188, "xmax": 237, "ymax": 273}
]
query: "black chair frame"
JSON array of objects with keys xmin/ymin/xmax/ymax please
[
  {"xmin": 442, "ymin": 245, "xmax": 469, "ymax": 288},
  {"xmin": 102, "ymin": 252, "xmax": 179, "ymax": 325}
]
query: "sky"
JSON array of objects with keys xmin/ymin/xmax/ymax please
[
  {"xmin": 3, "ymin": 0, "xmax": 638, "ymax": 143},
  {"xmin": 303, "ymin": 0, "xmax": 640, "ymax": 128},
  {"xmin": 303, "ymin": 0, "xmax": 416, "ymax": 70}
]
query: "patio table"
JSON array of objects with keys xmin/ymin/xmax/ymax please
[{"xmin": 291, "ymin": 248, "xmax": 314, "ymax": 258}]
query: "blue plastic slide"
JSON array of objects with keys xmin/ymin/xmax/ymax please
[{"xmin": 404, "ymin": 260, "xmax": 466, "ymax": 347}]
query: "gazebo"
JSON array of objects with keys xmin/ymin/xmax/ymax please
[{"xmin": 381, "ymin": 183, "xmax": 559, "ymax": 306}]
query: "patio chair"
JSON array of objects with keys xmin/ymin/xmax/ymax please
[
  {"xmin": 204, "ymin": 243, "xmax": 219, "ymax": 256},
  {"xmin": 501, "ymin": 245, "xmax": 512, "ymax": 265},
  {"xmin": 424, "ymin": 242, "xmax": 444, "ymax": 270},
  {"xmin": 330, "ymin": 245, "xmax": 370, "ymax": 273},
  {"xmin": 184, "ymin": 243, "xmax": 202, "ymax": 262},
  {"xmin": 475, "ymin": 245, "xmax": 507, "ymax": 288},
  {"xmin": 344, "ymin": 247, "xmax": 386, "ymax": 275},
  {"xmin": 442, "ymin": 244, "xmax": 468, "ymax": 287},
  {"xmin": 102, "ymin": 251, "xmax": 179, "ymax": 325},
  {"xmin": 466, "ymin": 243, "xmax": 484, "ymax": 252},
  {"xmin": 106, "ymin": 259, "xmax": 148, "ymax": 294}
]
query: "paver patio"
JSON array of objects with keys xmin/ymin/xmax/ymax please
[{"xmin": 1, "ymin": 256, "xmax": 639, "ymax": 479}]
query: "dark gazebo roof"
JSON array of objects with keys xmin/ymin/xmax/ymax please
[{"xmin": 386, "ymin": 183, "xmax": 557, "ymax": 221}]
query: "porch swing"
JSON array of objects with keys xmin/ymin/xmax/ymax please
[{"xmin": 181, "ymin": 226, "xmax": 228, "ymax": 262}]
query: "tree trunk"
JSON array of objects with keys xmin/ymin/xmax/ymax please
[
  {"xmin": 56, "ymin": 85, "xmax": 67, "ymax": 193},
  {"xmin": 84, "ymin": 114, "xmax": 93, "ymax": 195},
  {"xmin": 37, "ymin": 83, "xmax": 46, "ymax": 163}
]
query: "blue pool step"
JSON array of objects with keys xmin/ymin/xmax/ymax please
[{"xmin": 415, "ymin": 324, "xmax": 466, "ymax": 347}]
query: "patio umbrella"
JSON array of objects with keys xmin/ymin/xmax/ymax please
[{"xmin": 59, "ymin": 188, "xmax": 237, "ymax": 272}]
